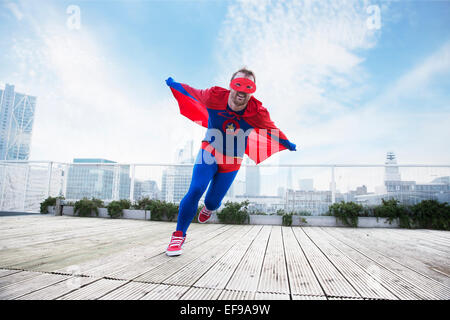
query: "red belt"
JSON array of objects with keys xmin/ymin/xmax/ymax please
[{"xmin": 201, "ymin": 141, "xmax": 243, "ymax": 173}]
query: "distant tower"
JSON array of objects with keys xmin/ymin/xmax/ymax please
[
  {"xmin": 287, "ymin": 167, "xmax": 293, "ymax": 190},
  {"xmin": 384, "ymin": 151, "xmax": 401, "ymax": 181},
  {"xmin": 0, "ymin": 84, "xmax": 37, "ymax": 160}
]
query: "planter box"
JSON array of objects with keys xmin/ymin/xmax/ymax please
[
  {"xmin": 98, "ymin": 208, "xmax": 109, "ymax": 218},
  {"xmin": 47, "ymin": 206, "xmax": 55, "ymax": 215},
  {"xmin": 357, "ymin": 217, "xmax": 399, "ymax": 228},
  {"xmin": 63, "ymin": 206, "xmax": 74, "ymax": 216},
  {"xmin": 123, "ymin": 209, "xmax": 149, "ymax": 220},
  {"xmin": 59, "ymin": 205, "xmax": 399, "ymax": 228},
  {"xmin": 295, "ymin": 216, "xmax": 346, "ymax": 227},
  {"xmin": 62, "ymin": 206, "xmax": 105, "ymax": 218},
  {"xmin": 249, "ymin": 215, "xmax": 282, "ymax": 225}
]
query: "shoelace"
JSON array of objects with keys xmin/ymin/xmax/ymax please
[
  {"xmin": 201, "ymin": 208, "xmax": 212, "ymax": 217},
  {"xmin": 168, "ymin": 236, "xmax": 184, "ymax": 248}
]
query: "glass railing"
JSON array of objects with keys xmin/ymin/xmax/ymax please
[{"xmin": 1, "ymin": 160, "xmax": 449, "ymax": 215}]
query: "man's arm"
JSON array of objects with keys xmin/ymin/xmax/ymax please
[
  {"xmin": 166, "ymin": 77, "xmax": 211, "ymax": 127},
  {"xmin": 253, "ymin": 106, "xmax": 297, "ymax": 151},
  {"xmin": 166, "ymin": 77, "xmax": 212, "ymax": 106}
]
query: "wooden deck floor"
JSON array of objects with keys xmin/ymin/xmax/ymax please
[{"xmin": 0, "ymin": 215, "xmax": 449, "ymax": 300}]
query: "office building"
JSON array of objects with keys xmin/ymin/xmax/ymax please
[{"xmin": 0, "ymin": 84, "xmax": 36, "ymax": 160}]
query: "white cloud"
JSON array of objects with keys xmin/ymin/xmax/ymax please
[
  {"xmin": 215, "ymin": 0, "xmax": 380, "ymax": 164},
  {"xmin": 215, "ymin": 0, "xmax": 450, "ymax": 166},
  {"xmin": 4, "ymin": 1, "xmax": 198, "ymax": 164},
  {"xmin": 4, "ymin": 2, "xmax": 24, "ymax": 21}
]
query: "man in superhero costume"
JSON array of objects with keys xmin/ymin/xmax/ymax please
[{"xmin": 165, "ymin": 68, "xmax": 297, "ymax": 256}]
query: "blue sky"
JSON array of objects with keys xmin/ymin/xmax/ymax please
[{"xmin": 1, "ymin": 0, "xmax": 449, "ymax": 172}]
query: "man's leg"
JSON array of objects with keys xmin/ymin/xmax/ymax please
[
  {"xmin": 203, "ymin": 169, "xmax": 240, "ymax": 211},
  {"xmin": 175, "ymin": 149, "xmax": 217, "ymax": 236}
]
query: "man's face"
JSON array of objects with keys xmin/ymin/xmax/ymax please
[{"xmin": 229, "ymin": 72, "xmax": 255, "ymax": 108}]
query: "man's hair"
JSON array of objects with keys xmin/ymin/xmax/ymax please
[{"xmin": 230, "ymin": 67, "xmax": 256, "ymax": 83}]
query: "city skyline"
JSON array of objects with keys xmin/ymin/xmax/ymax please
[{"xmin": 0, "ymin": 0, "xmax": 449, "ymax": 167}]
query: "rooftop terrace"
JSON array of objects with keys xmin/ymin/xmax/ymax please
[{"xmin": 0, "ymin": 214, "xmax": 449, "ymax": 300}]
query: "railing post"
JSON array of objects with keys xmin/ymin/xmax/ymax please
[
  {"xmin": 23, "ymin": 165, "xmax": 30, "ymax": 211},
  {"xmin": 129, "ymin": 164, "xmax": 135, "ymax": 203},
  {"xmin": 62, "ymin": 164, "xmax": 68, "ymax": 199},
  {"xmin": 113, "ymin": 164, "xmax": 119, "ymax": 201},
  {"xmin": 331, "ymin": 165, "xmax": 336, "ymax": 204},
  {"xmin": 46, "ymin": 161, "xmax": 53, "ymax": 198},
  {"xmin": 55, "ymin": 197, "xmax": 62, "ymax": 216}
]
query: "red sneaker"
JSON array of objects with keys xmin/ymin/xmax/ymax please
[
  {"xmin": 166, "ymin": 231, "xmax": 186, "ymax": 256},
  {"xmin": 198, "ymin": 206, "xmax": 213, "ymax": 224}
]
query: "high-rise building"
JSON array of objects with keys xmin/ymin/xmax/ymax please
[
  {"xmin": 298, "ymin": 178, "xmax": 314, "ymax": 191},
  {"xmin": 384, "ymin": 151, "xmax": 401, "ymax": 181},
  {"xmin": 245, "ymin": 158, "xmax": 260, "ymax": 196},
  {"xmin": 134, "ymin": 179, "xmax": 161, "ymax": 201},
  {"xmin": 65, "ymin": 158, "xmax": 130, "ymax": 201},
  {"xmin": 0, "ymin": 84, "xmax": 36, "ymax": 160},
  {"xmin": 161, "ymin": 141, "xmax": 195, "ymax": 203}
]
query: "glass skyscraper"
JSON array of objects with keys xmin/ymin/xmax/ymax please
[
  {"xmin": 65, "ymin": 158, "xmax": 130, "ymax": 201},
  {"xmin": 0, "ymin": 84, "xmax": 36, "ymax": 160}
]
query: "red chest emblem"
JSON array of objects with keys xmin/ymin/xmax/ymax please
[{"xmin": 222, "ymin": 119, "xmax": 240, "ymax": 135}]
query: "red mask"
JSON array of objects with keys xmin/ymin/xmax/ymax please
[{"xmin": 230, "ymin": 77, "xmax": 256, "ymax": 94}]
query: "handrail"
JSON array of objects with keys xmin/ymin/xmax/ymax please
[{"xmin": 1, "ymin": 160, "xmax": 449, "ymax": 167}]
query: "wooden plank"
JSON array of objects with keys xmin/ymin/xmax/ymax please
[
  {"xmin": 0, "ymin": 273, "xmax": 70, "ymax": 300},
  {"xmin": 139, "ymin": 284, "xmax": 189, "ymax": 300},
  {"xmin": 320, "ymin": 227, "xmax": 450, "ymax": 300},
  {"xmin": 0, "ymin": 222, "xmax": 164, "ymax": 269},
  {"xmin": 218, "ymin": 289, "xmax": 255, "ymax": 300},
  {"xmin": 0, "ymin": 271, "xmax": 42, "ymax": 289},
  {"xmin": 292, "ymin": 294, "xmax": 327, "ymax": 300},
  {"xmin": 98, "ymin": 281, "xmax": 159, "ymax": 300},
  {"xmin": 134, "ymin": 225, "xmax": 243, "ymax": 283},
  {"xmin": 257, "ymin": 226, "xmax": 289, "ymax": 294},
  {"xmin": 225, "ymin": 226, "xmax": 272, "ymax": 292},
  {"xmin": 302, "ymin": 227, "xmax": 398, "ymax": 300},
  {"xmin": 17, "ymin": 276, "xmax": 99, "ymax": 300},
  {"xmin": 0, "ymin": 269, "xmax": 21, "ymax": 278},
  {"xmin": 345, "ymin": 228, "xmax": 450, "ymax": 282},
  {"xmin": 162, "ymin": 225, "xmax": 257, "ymax": 286},
  {"xmin": 104, "ymin": 224, "xmax": 230, "ymax": 280},
  {"xmin": 281, "ymin": 227, "xmax": 325, "ymax": 296},
  {"xmin": 292, "ymin": 227, "xmax": 361, "ymax": 299},
  {"xmin": 389, "ymin": 229, "xmax": 450, "ymax": 248},
  {"xmin": 180, "ymin": 287, "xmax": 223, "ymax": 300},
  {"xmin": 254, "ymin": 292, "xmax": 290, "ymax": 300},
  {"xmin": 57, "ymin": 278, "xmax": 127, "ymax": 300},
  {"xmin": 329, "ymin": 227, "xmax": 450, "ymax": 292},
  {"xmin": 193, "ymin": 226, "xmax": 263, "ymax": 290}
]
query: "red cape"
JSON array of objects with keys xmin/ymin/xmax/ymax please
[{"xmin": 167, "ymin": 78, "xmax": 296, "ymax": 164}]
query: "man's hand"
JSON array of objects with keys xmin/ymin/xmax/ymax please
[
  {"xmin": 288, "ymin": 142, "xmax": 297, "ymax": 151},
  {"xmin": 166, "ymin": 77, "xmax": 175, "ymax": 86}
]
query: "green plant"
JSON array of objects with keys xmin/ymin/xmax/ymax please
[
  {"xmin": 276, "ymin": 209, "xmax": 286, "ymax": 216},
  {"xmin": 410, "ymin": 200, "xmax": 450, "ymax": 230},
  {"xmin": 40, "ymin": 196, "xmax": 57, "ymax": 214},
  {"xmin": 74, "ymin": 197, "xmax": 104, "ymax": 217},
  {"xmin": 328, "ymin": 201, "xmax": 364, "ymax": 228},
  {"xmin": 107, "ymin": 199, "xmax": 131, "ymax": 219},
  {"xmin": 372, "ymin": 198, "xmax": 412, "ymax": 228},
  {"xmin": 282, "ymin": 213, "xmax": 293, "ymax": 226},
  {"xmin": 216, "ymin": 200, "xmax": 250, "ymax": 225},
  {"xmin": 146, "ymin": 199, "xmax": 179, "ymax": 221},
  {"xmin": 326, "ymin": 199, "xmax": 449, "ymax": 231},
  {"xmin": 133, "ymin": 197, "xmax": 154, "ymax": 210}
]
